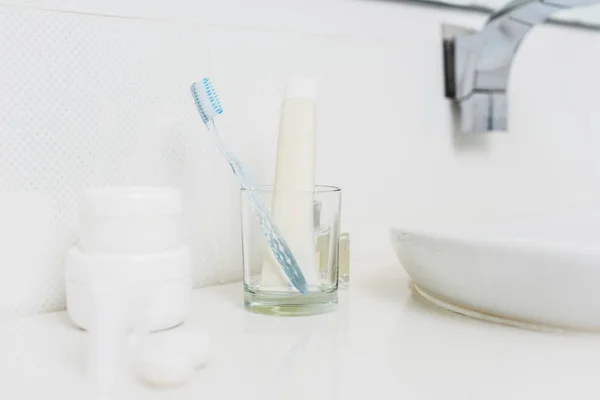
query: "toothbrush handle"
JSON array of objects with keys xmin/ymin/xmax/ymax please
[
  {"xmin": 205, "ymin": 120, "xmax": 256, "ymax": 190},
  {"xmin": 203, "ymin": 120, "xmax": 308, "ymax": 293}
]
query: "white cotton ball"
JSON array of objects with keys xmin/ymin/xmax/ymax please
[
  {"xmin": 188, "ymin": 331, "xmax": 211, "ymax": 369},
  {"xmin": 135, "ymin": 330, "xmax": 210, "ymax": 387}
]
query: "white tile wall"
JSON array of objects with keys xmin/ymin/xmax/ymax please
[{"xmin": 1, "ymin": 0, "xmax": 600, "ymax": 316}]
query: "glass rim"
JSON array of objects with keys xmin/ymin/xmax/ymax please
[{"xmin": 240, "ymin": 185, "xmax": 341, "ymax": 193}]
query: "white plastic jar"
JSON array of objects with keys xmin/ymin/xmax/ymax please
[{"xmin": 65, "ymin": 187, "xmax": 192, "ymax": 331}]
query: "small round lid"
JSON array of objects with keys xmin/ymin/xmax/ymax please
[
  {"xmin": 135, "ymin": 330, "xmax": 210, "ymax": 387},
  {"xmin": 81, "ymin": 187, "xmax": 182, "ymax": 217}
]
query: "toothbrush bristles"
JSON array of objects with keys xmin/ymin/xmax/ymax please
[{"xmin": 190, "ymin": 78, "xmax": 223, "ymax": 123}]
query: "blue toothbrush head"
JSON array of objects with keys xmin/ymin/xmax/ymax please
[{"xmin": 190, "ymin": 77, "xmax": 223, "ymax": 124}]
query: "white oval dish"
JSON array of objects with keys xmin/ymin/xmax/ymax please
[{"xmin": 390, "ymin": 213, "xmax": 600, "ymax": 331}]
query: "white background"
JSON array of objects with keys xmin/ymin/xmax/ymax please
[{"xmin": 1, "ymin": 0, "xmax": 600, "ymax": 316}]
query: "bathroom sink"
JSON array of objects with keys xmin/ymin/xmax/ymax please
[{"xmin": 390, "ymin": 213, "xmax": 600, "ymax": 331}]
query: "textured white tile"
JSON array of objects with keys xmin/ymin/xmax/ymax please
[
  {"xmin": 0, "ymin": 0, "xmax": 485, "ymax": 41},
  {"xmin": 0, "ymin": 6, "xmax": 244, "ymax": 316}
]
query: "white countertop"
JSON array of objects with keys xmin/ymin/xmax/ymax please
[{"xmin": 2, "ymin": 261, "xmax": 600, "ymax": 400}]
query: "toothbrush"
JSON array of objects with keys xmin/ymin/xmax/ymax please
[{"xmin": 190, "ymin": 78, "xmax": 308, "ymax": 294}]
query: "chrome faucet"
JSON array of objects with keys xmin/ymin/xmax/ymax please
[{"xmin": 444, "ymin": 0, "xmax": 598, "ymax": 134}]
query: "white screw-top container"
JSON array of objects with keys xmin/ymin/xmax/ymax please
[{"xmin": 65, "ymin": 187, "xmax": 192, "ymax": 332}]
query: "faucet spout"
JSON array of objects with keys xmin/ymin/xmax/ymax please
[{"xmin": 444, "ymin": 0, "xmax": 599, "ymax": 134}]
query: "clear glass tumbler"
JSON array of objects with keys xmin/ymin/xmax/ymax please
[{"xmin": 241, "ymin": 185, "xmax": 341, "ymax": 316}]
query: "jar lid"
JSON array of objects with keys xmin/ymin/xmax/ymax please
[
  {"xmin": 81, "ymin": 187, "xmax": 182, "ymax": 217},
  {"xmin": 65, "ymin": 245, "xmax": 191, "ymax": 283}
]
